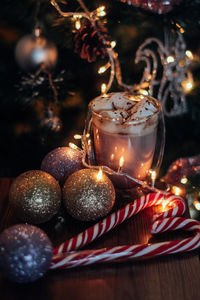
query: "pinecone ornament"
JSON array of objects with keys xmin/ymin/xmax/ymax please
[
  {"xmin": 74, "ymin": 22, "xmax": 110, "ymax": 63},
  {"xmin": 121, "ymin": 0, "xmax": 182, "ymax": 14}
]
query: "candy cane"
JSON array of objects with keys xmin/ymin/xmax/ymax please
[
  {"xmin": 51, "ymin": 217, "xmax": 200, "ymax": 270},
  {"xmin": 53, "ymin": 192, "xmax": 186, "ymax": 255}
]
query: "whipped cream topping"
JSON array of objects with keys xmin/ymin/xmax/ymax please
[{"xmin": 91, "ymin": 93, "xmax": 160, "ymax": 136}]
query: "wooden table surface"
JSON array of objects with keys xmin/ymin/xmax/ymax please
[{"xmin": 0, "ymin": 178, "xmax": 200, "ymax": 300}]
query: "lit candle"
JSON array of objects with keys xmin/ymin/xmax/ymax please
[
  {"xmin": 96, "ymin": 168, "xmax": 103, "ymax": 181},
  {"xmin": 118, "ymin": 156, "xmax": 124, "ymax": 173}
]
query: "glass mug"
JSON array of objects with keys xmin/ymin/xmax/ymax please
[{"xmin": 83, "ymin": 92, "xmax": 165, "ymax": 189}]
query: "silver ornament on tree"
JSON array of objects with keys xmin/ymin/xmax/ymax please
[{"xmin": 15, "ymin": 28, "xmax": 58, "ymax": 72}]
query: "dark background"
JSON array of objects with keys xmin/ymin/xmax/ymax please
[{"xmin": 0, "ymin": 0, "xmax": 200, "ymax": 177}]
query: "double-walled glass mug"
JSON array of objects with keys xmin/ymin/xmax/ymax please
[{"xmin": 83, "ymin": 92, "xmax": 165, "ymax": 189}]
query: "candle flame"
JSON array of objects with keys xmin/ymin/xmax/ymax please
[
  {"xmin": 101, "ymin": 83, "xmax": 107, "ymax": 94},
  {"xmin": 96, "ymin": 169, "xmax": 103, "ymax": 180},
  {"xmin": 119, "ymin": 156, "xmax": 124, "ymax": 168}
]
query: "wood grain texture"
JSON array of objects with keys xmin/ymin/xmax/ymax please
[{"xmin": 0, "ymin": 178, "xmax": 199, "ymax": 300}]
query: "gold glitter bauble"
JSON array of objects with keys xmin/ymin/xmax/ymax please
[
  {"xmin": 63, "ymin": 169, "xmax": 115, "ymax": 221},
  {"xmin": 9, "ymin": 170, "xmax": 61, "ymax": 224}
]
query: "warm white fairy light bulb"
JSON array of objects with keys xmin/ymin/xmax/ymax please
[
  {"xmin": 110, "ymin": 41, "xmax": 116, "ymax": 48},
  {"xmin": 167, "ymin": 56, "xmax": 175, "ymax": 63},
  {"xmin": 97, "ymin": 6, "xmax": 106, "ymax": 17},
  {"xmin": 98, "ymin": 66, "xmax": 106, "ymax": 74},
  {"xmin": 185, "ymin": 50, "xmax": 193, "ymax": 60},
  {"xmin": 75, "ymin": 19, "xmax": 81, "ymax": 30},
  {"xmin": 74, "ymin": 134, "xmax": 82, "ymax": 140},
  {"xmin": 98, "ymin": 63, "xmax": 111, "ymax": 74},
  {"xmin": 172, "ymin": 186, "xmax": 182, "ymax": 196},
  {"xmin": 194, "ymin": 200, "xmax": 200, "ymax": 211},
  {"xmin": 69, "ymin": 142, "xmax": 78, "ymax": 150},
  {"xmin": 182, "ymin": 79, "xmax": 194, "ymax": 93},
  {"xmin": 139, "ymin": 89, "xmax": 149, "ymax": 96},
  {"xmin": 180, "ymin": 177, "xmax": 188, "ymax": 184}
]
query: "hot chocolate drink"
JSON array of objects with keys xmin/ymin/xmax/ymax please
[{"xmin": 90, "ymin": 93, "xmax": 161, "ymax": 187}]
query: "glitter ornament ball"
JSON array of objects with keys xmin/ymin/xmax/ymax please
[
  {"xmin": 63, "ymin": 169, "xmax": 115, "ymax": 221},
  {"xmin": 9, "ymin": 170, "xmax": 61, "ymax": 224},
  {"xmin": 15, "ymin": 30, "xmax": 58, "ymax": 72},
  {"xmin": 41, "ymin": 147, "xmax": 83, "ymax": 185},
  {"xmin": 0, "ymin": 224, "xmax": 52, "ymax": 283}
]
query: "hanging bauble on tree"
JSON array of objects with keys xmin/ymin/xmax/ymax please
[
  {"xmin": 120, "ymin": 0, "xmax": 182, "ymax": 14},
  {"xmin": 15, "ymin": 28, "xmax": 58, "ymax": 72},
  {"xmin": 0, "ymin": 224, "xmax": 52, "ymax": 283},
  {"xmin": 9, "ymin": 170, "xmax": 61, "ymax": 224},
  {"xmin": 63, "ymin": 169, "xmax": 115, "ymax": 222},
  {"xmin": 40, "ymin": 108, "xmax": 62, "ymax": 133},
  {"xmin": 41, "ymin": 146, "xmax": 83, "ymax": 185},
  {"xmin": 74, "ymin": 21, "xmax": 110, "ymax": 63}
]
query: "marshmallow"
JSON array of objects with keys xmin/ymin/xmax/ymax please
[{"xmin": 91, "ymin": 93, "xmax": 160, "ymax": 136}]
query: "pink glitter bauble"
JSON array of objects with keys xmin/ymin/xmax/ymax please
[{"xmin": 41, "ymin": 147, "xmax": 83, "ymax": 185}]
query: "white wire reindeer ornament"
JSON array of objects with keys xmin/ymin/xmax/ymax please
[
  {"xmin": 130, "ymin": 34, "xmax": 192, "ymax": 117},
  {"xmin": 50, "ymin": 0, "xmax": 193, "ymax": 117}
]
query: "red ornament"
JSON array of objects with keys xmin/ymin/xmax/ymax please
[
  {"xmin": 121, "ymin": 0, "xmax": 182, "ymax": 14},
  {"xmin": 164, "ymin": 155, "xmax": 200, "ymax": 184}
]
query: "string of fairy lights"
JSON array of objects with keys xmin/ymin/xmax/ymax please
[
  {"xmin": 50, "ymin": 0, "xmax": 195, "ymax": 117},
  {"xmin": 49, "ymin": 0, "xmax": 200, "ymax": 209}
]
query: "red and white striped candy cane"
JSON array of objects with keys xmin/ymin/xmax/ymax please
[
  {"xmin": 53, "ymin": 192, "xmax": 186, "ymax": 255},
  {"xmin": 50, "ymin": 217, "xmax": 200, "ymax": 270}
]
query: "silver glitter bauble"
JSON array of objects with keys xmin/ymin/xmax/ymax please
[
  {"xmin": 15, "ymin": 33, "xmax": 58, "ymax": 72},
  {"xmin": 0, "ymin": 224, "xmax": 52, "ymax": 283},
  {"xmin": 63, "ymin": 169, "xmax": 115, "ymax": 221},
  {"xmin": 9, "ymin": 170, "xmax": 61, "ymax": 224}
]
